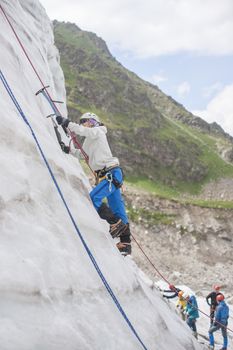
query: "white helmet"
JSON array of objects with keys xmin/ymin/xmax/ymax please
[
  {"xmin": 80, "ymin": 112, "xmax": 100, "ymax": 123},
  {"xmin": 182, "ymin": 292, "xmax": 190, "ymax": 299}
]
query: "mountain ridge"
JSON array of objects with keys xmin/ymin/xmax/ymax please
[{"xmin": 53, "ymin": 20, "xmax": 233, "ymax": 192}]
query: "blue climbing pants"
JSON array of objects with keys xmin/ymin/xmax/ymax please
[
  {"xmin": 209, "ymin": 324, "xmax": 228, "ymax": 348},
  {"xmin": 187, "ymin": 317, "xmax": 197, "ymax": 332},
  {"xmin": 90, "ymin": 167, "xmax": 128, "ymax": 224}
]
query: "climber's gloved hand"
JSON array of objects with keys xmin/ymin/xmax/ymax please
[
  {"xmin": 60, "ymin": 142, "xmax": 70, "ymax": 154},
  {"xmin": 56, "ymin": 116, "xmax": 70, "ymax": 128}
]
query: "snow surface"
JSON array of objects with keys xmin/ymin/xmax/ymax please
[{"xmin": 0, "ymin": 0, "xmax": 231, "ymax": 349}]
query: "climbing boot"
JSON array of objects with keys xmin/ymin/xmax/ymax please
[
  {"xmin": 192, "ymin": 331, "xmax": 198, "ymax": 339},
  {"xmin": 98, "ymin": 203, "xmax": 118, "ymax": 224},
  {"xmin": 109, "ymin": 219, "xmax": 127, "ymax": 238},
  {"xmin": 116, "ymin": 242, "xmax": 132, "ymax": 256}
]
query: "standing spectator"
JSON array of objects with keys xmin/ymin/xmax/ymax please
[
  {"xmin": 206, "ymin": 285, "xmax": 222, "ymax": 325},
  {"xmin": 208, "ymin": 294, "xmax": 229, "ymax": 350}
]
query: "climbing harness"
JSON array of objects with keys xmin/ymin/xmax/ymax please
[
  {"xmin": 95, "ymin": 166, "xmax": 123, "ymax": 192},
  {"xmin": 0, "ymin": 69, "xmax": 149, "ymax": 350},
  {"xmin": 106, "ymin": 172, "xmax": 113, "ymax": 192}
]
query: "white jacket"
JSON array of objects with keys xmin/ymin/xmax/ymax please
[{"xmin": 68, "ymin": 123, "xmax": 119, "ymax": 171}]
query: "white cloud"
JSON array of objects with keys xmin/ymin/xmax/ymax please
[
  {"xmin": 202, "ymin": 82, "xmax": 223, "ymax": 98},
  {"xmin": 150, "ymin": 73, "xmax": 168, "ymax": 84},
  {"xmin": 40, "ymin": 0, "xmax": 233, "ymax": 58},
  {"xmin": 193, "ymin": 84, "xmax": 233, "ymax": 136},
  {"xmin": 177, "ymin": 81, "xmax": 191, "ymax": 97}
]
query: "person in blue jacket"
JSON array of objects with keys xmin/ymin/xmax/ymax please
[
  {"xmin": 183, "ymin": 292, "xmax": 199, "ymax": 338},
  {"xmin": 208, "ymin": 294, "xmax": 229, "ymax": 350}
]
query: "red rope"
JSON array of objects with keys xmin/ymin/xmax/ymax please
[
  {"xmin": 68, "ymin": 130, "xmax": 88, "ymax": 160},
  {"xmin": 131, "ymin": 233, "xmax": 170, "ymax": 284},
  {"xmin": 1, "ymin": 4, "xmax": 44, "ymax": 85},
  {"xmin": 0, "ymin": 3, "xmax": 94, "ymax": 176}
]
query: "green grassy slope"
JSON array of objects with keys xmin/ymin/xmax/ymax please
[{"xmin": 53, "ymin": 21, "xmax": 233, "ymax": 198}]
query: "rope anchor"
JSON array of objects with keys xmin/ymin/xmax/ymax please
[{"xmin": 105, "ymin": 172, "xmax": 113, "ymax": 191}]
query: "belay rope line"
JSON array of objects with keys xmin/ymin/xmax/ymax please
[
  {"xmin": 131, "ymin": 233, "xmax": 170, "ymax": 285},
  {"xmin": 1, "ymin": 2, "xmax": 232, "ymax": 337},
  {"xmin": 0, "ymin": 70, "xmax": 149, "ymax": 350}
]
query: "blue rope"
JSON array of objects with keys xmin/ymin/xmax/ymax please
[{"xmin": 0, "ymin": 70, "xmax": 149, "ymax": 350}]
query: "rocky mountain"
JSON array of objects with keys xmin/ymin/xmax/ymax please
[
  {"xmin": 123, "ymin": 184, "xmax": 233, "ymax": 294},
  {"xmin": 53, "ymin": 20, "xmax": 233, "ymax": 194}
]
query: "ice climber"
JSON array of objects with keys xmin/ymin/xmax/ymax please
[
  {"xmin": 208, "ymin": 294, "xmax": 229, "ymax": 350},
  {"xmin": 183, "ymin": 292, "xmax": 199, "ymax": 339},
  {"xmin": 206, "ymin": 284, "xmax": 222, "ymax": 325},
  {"xmin": 56, "ymin": 112, "xmax": 131, "ymax": 256}
]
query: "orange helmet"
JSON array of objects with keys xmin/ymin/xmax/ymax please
[
  {"xmin": 216, "ymin": 294, "xmax": 224, "ymax": 302},
  {"xmin": 178, "ymin": 291, "xmax": 184, "ymax": 298},
  {"xmin": 213, "ymin": 285, "xmax": 221, "ymax": 291}
]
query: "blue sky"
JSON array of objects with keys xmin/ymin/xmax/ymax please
[
  {"xmin": 40, "ymin": 0, "xmax": 233, "ymax": 135},
  {"xmin": 113, "ymin": 52, "xmax": 233, "ymax": 110}
]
